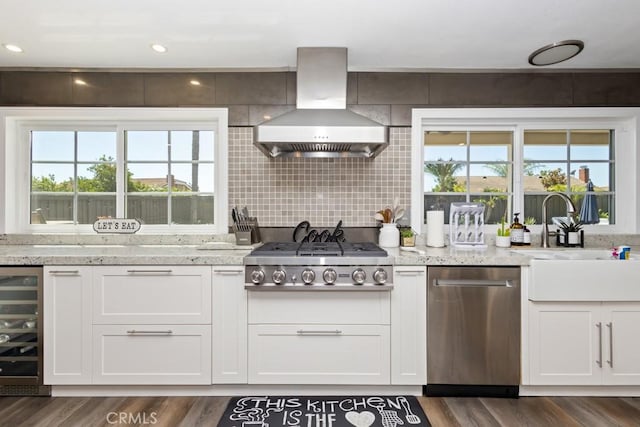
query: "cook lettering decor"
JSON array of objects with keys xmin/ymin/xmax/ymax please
[{"xmin": 93, "ymin": 218, "xmax": 141, "ymax": 234}]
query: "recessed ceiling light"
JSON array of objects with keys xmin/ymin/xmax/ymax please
[
  {"xmin": 189, "ymin": 80, "xmax": 201, "ymax": 86},
  {"xmin": 74, "ymin": 78, "xmax": 87, "ymax": 86},
  {"xmin": 151, "ymin": 44, "xmax": 168, "ymax": 53},
  {"xmin": 528, "ymin": 40, "xmax": 584, "ymax": 66},
  {"xmin": 3, "ymin": 44, "xmax": 23, "ymax": 53}
]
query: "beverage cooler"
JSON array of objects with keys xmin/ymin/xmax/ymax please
[{"xmin": 0, "ymin": 267, "xmax": 50, "ymax": 395}]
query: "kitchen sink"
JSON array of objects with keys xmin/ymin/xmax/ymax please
[{"xmin": 512, "ymin": 248, "xmax": 636, "ymax": 261}]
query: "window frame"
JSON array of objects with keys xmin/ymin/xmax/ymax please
[
  {"xmin": 1, "ymin": 107, "xmax": 228, "ymax": 234},
  {"xmin": 411, "ymin": 108, "xmax": 640, "ymax": 236}
]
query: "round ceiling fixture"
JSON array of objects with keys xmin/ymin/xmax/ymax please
[
  {"xmin": 3, "ymin": 44, "xmax": 23, "ymax": 53},
  {"xmin": 528, "ymin": 40, "xmax": 584, "ymax": 66},
  {"xmin": 151, "ymin": 44, "xmax": 168, "ymax": 53}
]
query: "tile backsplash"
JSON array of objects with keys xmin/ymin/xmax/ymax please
[{"xmin": 228, "ymin": 127, "xmax": 411, "ymax": 227}]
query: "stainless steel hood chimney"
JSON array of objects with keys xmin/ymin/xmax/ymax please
[{"xmin": 254, "ymin": 47, "xmax": 389, "ymax": 158}]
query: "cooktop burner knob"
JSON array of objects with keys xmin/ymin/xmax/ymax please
[
  {"xmin": 272, "ymin": 269, "xmax": 286, "ymax": 285},
  {"xmin": 323, "ymin": 268, "xmax": 337, "ymax": 285},
  {"xmin": 250, "ymin": 270, "xmax": 265, "ymax": 285},
  {"xmin": 373, "ymin": 268, "xmax": 388, "ymax": 284},
  {"xmin": 352, "ymin": 268, "xmax": 366, "ymax": 285},
  {"xmin": 301, "ymin": 269, "xmax": 315, "ymax": 285}
]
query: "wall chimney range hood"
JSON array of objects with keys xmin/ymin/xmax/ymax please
[{"xmin": 254, "ymin": 47, "xmax": 389, "ymax": 158}]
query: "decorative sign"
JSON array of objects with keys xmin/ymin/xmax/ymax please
[
  {"xmin": 93, "ymin": 218, "xmax": 141, "ymax": 234},
  {"xmin": 293, "ymin": 220, "xmax": 345, "ymax": 243},
  {"xmin": 217, "ymin": 395, "xmax": 430, "ymax": 427}
]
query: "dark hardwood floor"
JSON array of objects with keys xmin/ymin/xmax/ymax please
[{"xmin": 0, "ymin": 395, "xmax": 638, "ymax": 426}]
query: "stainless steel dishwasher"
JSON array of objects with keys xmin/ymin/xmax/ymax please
[{"xmin": 425, "ymin": 266, "xmax": 520, "ymax": 397}]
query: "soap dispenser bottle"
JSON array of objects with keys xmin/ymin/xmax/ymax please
[{"xmin": 510, "ymin": 212, "xmax": 524, "ymax": 246}]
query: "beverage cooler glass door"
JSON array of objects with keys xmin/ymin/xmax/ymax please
[{"xmin": 0, "ymin": 267, "xmax": 43, "ymax": 386}]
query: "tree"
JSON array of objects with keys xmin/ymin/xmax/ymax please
[
  {"xmin": 539, "ymin": 168, "xmax": 567, "ymax": 190},
  {"xmin": 424, "ymin": 159, "xmax": 464, "ymax": 192},
  {"xmin": 31, "ymin": 174, "xmax": 73, "ymax": 192}
]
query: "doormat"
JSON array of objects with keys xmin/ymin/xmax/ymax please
[{"xmin": 217, "ymin": 395, "xmax": 430, "ymax": 427}]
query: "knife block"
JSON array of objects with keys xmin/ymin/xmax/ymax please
[{"xmin": 233, "ymin": 217, "xmax": 261, "ymax": 244}]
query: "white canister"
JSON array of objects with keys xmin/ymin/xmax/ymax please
[
  {"xmin": 426, "ymin": 210, "xmax": 445, "ymax": 247},
  {"xmin": 379, "ymin": 223, "xmax": 400, "ymax": 248}
]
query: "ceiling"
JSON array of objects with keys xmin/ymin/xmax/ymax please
[{"xmin": 1, "ymin": 0, "xmax": 640, "ymax": 70}]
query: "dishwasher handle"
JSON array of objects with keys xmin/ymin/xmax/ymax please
[{"xmin": 433, "ymin": 279, "xmax": 513, "ymax": 288}]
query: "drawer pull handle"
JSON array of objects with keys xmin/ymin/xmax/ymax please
[
  {"xmin": 607, "ymin": 322, "xmax": 613, "ymax": 367},
  {"xmin": 213, "ymin": 270, "xmax": 243, "ymax": 275},
  {"xmin": 396, "ymin": 270, "xmax": 425, "ymax": 275},
  {"xmin": 126, "ymin": 269, "xmax": 173, "ymax": 274},
  {"xmin": 48, "ymin": 270, "xmax": 80, "ymax": 275},
  {"xmin": 296, "ymin": 329, "xmax": 342, "ymax": 335},
  {"xmin": 126, "ymin": 330, "xmax": 173, "ymax": 335},
  {"xmin": 596, "ymin": 322, "xmax": 603, "ymax": 367},
  {"xmin": 434, "ymin": 279, "xmax": 512, "ymax": 287}
]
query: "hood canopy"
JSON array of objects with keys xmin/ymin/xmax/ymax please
[{"xmin": 254, "ymin": 47, "xmax": 389, "ymax": 158}]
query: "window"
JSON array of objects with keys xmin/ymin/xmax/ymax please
[
  {"xmin": 423, "ymin": 130, "xmax": 513, "ymax": 224},
  {"xmin": 2, "ymin": 108, "xmax": 228, "ymax": 233},
  {"xmin": 411, "ymin": 108, "xmax": 639, "ymax": 235}
]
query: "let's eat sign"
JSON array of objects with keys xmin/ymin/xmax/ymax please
[{"xmin": 93, "ymin": 218, "xmax": 141, "ymax": 234}]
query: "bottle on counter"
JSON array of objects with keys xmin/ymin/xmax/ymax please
[
  {"xmin": 510, "ymin": 212, "xmax": 524, "ymax": 246},
  {"xmin": 523, "ymin": 225, "xmax": 531, "ymax": 245}
]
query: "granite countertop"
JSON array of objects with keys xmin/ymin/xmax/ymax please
[{"xmin": 0, "ymin": 242, "xmax": 531, "ymax": 266}]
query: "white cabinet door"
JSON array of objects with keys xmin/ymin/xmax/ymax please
[
  {"xmin": 603, "ymin": 302, "xmax": 640, "ymax": 385},
  {"xmin": 92, "ymin": 324, "xmax": 211, "ymax": 384},
  {"xmin": 391, "ymin": 267, "xmax": 426, "ymax": 385},
  {"xmin": 248, "ymin": 324, "xmax": 390, "ymax": 384},
  {"xmin": 92, "ymin": 266, "xmax": 212, "ymax": 324},
  {"xmin": 43, "ymin": 267, "xmax": 92, "ymax": 385},
  {"xmin": 529, "ymin": 302, "xmax": 602, "ymax": 385},
  {"xmin": 211, "ymin": 266, "xmax": 247, "ymax": 384}
]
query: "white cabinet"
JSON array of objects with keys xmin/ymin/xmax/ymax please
[
  {"xmin": 92, "ymin": 324, "xmax": 211, "ymax": 384},
  {"xmin": 43, "ymin": 267, "xmax": 93, "ymax": 385},
  {"xmin": 391, "ymin": 267, "xmax": 426, "ymax": 385},
  {"xmin": 247, "ymin": 289, "xmax": 391, "ymax": 384},
  {"xmin": 529, "ymin": 301, "xmax": 640, "ymax": 386},
  {"xmin": 92, "ymin": 266, "xmax": 211, "ymax": 324},
  {"xmin": 45, "ymin": 265, "xmax": 213, "ymax": 386},
  {"xmin": 211, "ymin": 266, "xmax": 247, "ymax": 384}
]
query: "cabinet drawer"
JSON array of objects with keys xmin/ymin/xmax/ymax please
[
  {"xmin": 248, "ymin": 324, "xmax": 390, "ymax": 384},
  {"xmin": 92, "ymin": 266, "xmax": 211, "ymax": 324},
  {"xmin": 248, "ymin": 291, "xmax": 390, "ymax": 324},
  {"xmin": 92, "ymin": 324, "xmax": 211, "ymax": 384}
]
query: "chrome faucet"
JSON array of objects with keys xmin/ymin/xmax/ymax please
[{"xmin": 541, "ymin": 192, "xmax": 577, "ymax": 248}]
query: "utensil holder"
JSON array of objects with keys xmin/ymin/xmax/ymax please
[{"xmin": 233, "ymin": 217, "xmax": 262, "ymax": 244}]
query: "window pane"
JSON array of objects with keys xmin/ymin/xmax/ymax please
[
  {"xmin": 424, "ymin": 131, "xmax": 466, "ymax": 161},
  {"xmin": 170, "ymin": 131, "xmax": 215, "ymax": 161},
  {"xmin": 569, "ymin": 163, "xmax": 611, "ymax": 189},
  {"xmin": 471, "ymin": 194, "xmax": 510, "ymax": 224},
  {"xmin": 127, "ymin": 163, "xmax": 169, "ymax": 192},
  {"xmin": 468, "ymin": 163, "xmax": 510, "ymax": 192},
  {"xmin": 423, "ymin": 161, "xmax": 467, "ymax": 192},
  {"xmin": 126, "ymin": 194, "xmax": 168, "ymax": 224},
  {"xmin": 171, "ymin": 194, "xmax": 214, "ymax": 224},
  {"xmin": 77, "ymin": 194, "xmax": 116, "ymax": 224},
  {"xmin": 524, "ymin": 130, "xmax": 567, "ymax": 160},
  {"xmin": 31, "ymin": 131, "xmax": 74, "ymax": 161},
  {"xmin": 30, "ymin": 194, "xmax": 73, "ymax": 224},
  {"xmin": 171, "ymin": 163, "xmax": 214, "ymax": 193},
  {"xmin": 31, "ymin": 164, "xmax": 74, "ymax": 191},
  {"xmin": 77, "ymin": 131, "xmax": 116, "ymax": 161},
  {"xmin": 126, "ymin": 131, "xmax": 168, "ymax": 161},
  {"xmin": 77, "ymin": 163, "xmax": 117, "ymax": 192},
  {"xmin": 570, "ymin": 130, "xmax": 611, "ymax": 159},
  {"xmin": 469, "ymin": 131, "xmax": 511, "ymax": 161},
  {"xmin": 537, "ymin": 163, "xmax": 568, "ymax": 192}
]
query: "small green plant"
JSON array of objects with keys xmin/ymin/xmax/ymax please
[
  {"xmin": 400, "ymin": 228, "xmax": 415, "ymax": 238},
  {"xmin": 598, "ymin": 209, "xmax": 609, "ymax": 219},
  {"xmin": 524, "ymin": 217, "xmax": 536, "ymax": 225},
  {"xmin": 497, "ymin": 216, "xmax": 511, "ymax": 237}
]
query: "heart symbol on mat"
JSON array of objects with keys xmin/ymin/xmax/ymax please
[{"xmin": 345, "ymin": 411, "xmax": 375, "ymax": 427}]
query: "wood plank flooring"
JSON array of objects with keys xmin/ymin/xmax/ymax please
[{"xmin": 0, "ymin": 395, "xmax": 638, "ymax": 426}]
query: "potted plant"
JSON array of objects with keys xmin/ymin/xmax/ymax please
[
  {"xmin": 495, "ymin": 215, "xmax": 511, "ymax": 248},
  {"xmin": 400, "ymin": 228, "xmax": 415, "ymax": 247},
  {"xmin": 558, "ymin": 219, "xmax": 583, "ymax": 245}
]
